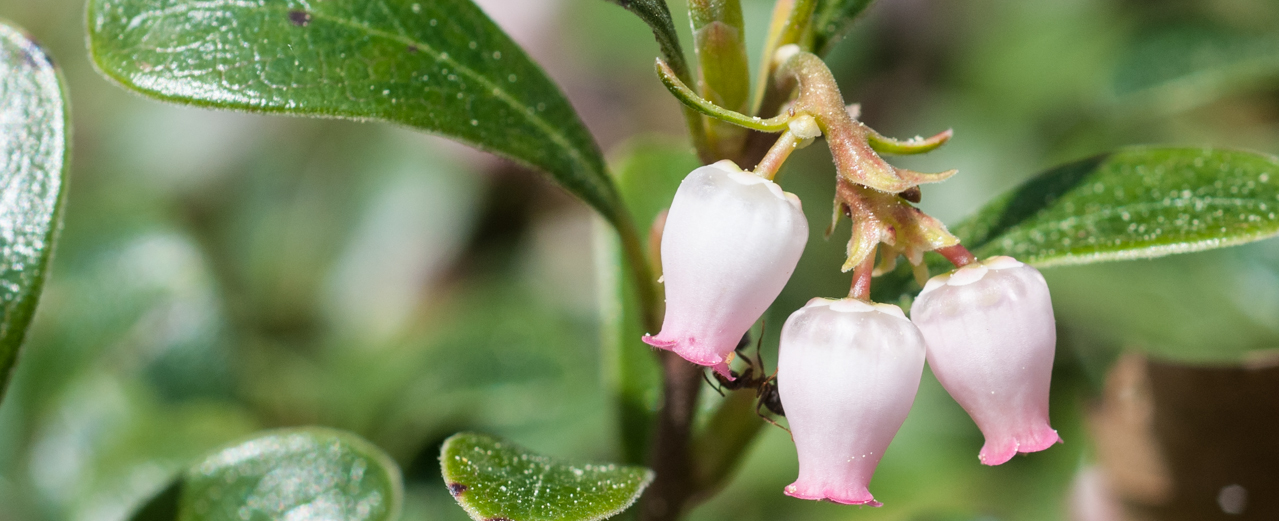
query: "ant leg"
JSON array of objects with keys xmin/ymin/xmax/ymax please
[
  {"xmin": 755, "ymin": 397, "xmax": 791, "ymax": 434},
  {"xmin": 702, "ymin": 370, "xmax": 726, "ymax": 397},
  {"xmin": 734, "ymin": 331, "xmax": 752, "ymax": 356},
  {"xmin": 754, "ymin": 321, "xmax": 768, "ymax": 373}
]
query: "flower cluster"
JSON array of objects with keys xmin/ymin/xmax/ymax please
[{"xmin": 646, "ymin": 45, "xmax": 1061, "ymax": 506}]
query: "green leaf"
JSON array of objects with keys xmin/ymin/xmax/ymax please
[
  {"xmin": 957, "ymin": 147, "xmax": 1279, "ymax": 266},
  {"xmin": 0, "ymin": 20, "xmax": 70, "ymax": 402},
  {"xmin": 86, "ymin": 0, "xmax": 625, "ymax": 225},
  {"xmin": 440, "ymin": 432, "xmax": 653, "ymax": 521},
  {"xmin": 812, "ymin": 0, "xmax": 876, "ymax": 55},
  {"xmin": 876, "ymin": 147, "xmax": 1279, "ymax": 302},
  {"xmin": 164, "ymin": 427, "xmax": 403, "ymax": 521},
  {"xmin": 1113, "ymin": 24, "xmax": 1279, "ymax": 111},
  {"xmin": 597, "ymin": 138, "xmax": 699, "ymax": 465}
]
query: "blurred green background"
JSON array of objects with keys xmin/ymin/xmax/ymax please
[{"xmin": 2, "ymin": 0, "xmax": 1279, "ymax": 520}]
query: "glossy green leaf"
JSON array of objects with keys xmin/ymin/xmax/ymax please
[
  {"xmin": 1113, "ymin": 24, "xmax": 1279, "ymax": 111},
  {"xmin": 171, "ymin": 427, "xmax": 402, "ymax": 521},
  {"xmin": 957, "ymin": 147, "xmax": 1279, "ymax": 266},
  {"xmin": 877, "ymin": 147, "xmax": 1279, "ymax": 302},
  {"xmin": 597, "ymin": 138, "xmax": 698, "ymax": 465},
  {"xmin": 440, "ymin": 432, "xmax": 653, "ymax": 521},
  {"xmin": 812, "ymin": 0, "xmax": 876, "ymax": 55},
  {"xmin": 87, "ymin": 0, "xmax": 625, "ymax": 225},
  {"xmin": 0, "ymin": 20, "xmax": 69, "ymax": 402}
]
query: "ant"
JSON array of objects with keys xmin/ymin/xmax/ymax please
[{"xmin": 704, "ymin": 327, "xmax": 788, "ymax": 432}]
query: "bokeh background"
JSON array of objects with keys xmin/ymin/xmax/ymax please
[{"xmin": 2, "ymin": 0, "xmax": 1278, "ymax": 520}]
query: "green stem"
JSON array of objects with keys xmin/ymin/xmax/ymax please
[
  {"xmin": 616, "ymin": 213, "xmax": 662, "ymax": 333},
  {"xmin": 607, "ymin": 0, "xmax": 713, "ymax": 163},
  {"xmin": 645, "ymin": 9, "xmax": 713, "ymax": 164},
  {"xmin": 750, "ymin": 0, "xmax": 818, "ymax": 117},
  {"xmin": 656, "ymin": 59, "xmax": 791, "ymax": 133},
  {"xmin": 690, "ymin": 388, "xmax": 767, "ymax": 500}
]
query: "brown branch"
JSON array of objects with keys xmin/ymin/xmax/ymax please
[{"xmin": 638, "ymin": 353, "xmax": 705, "ymax": 521}]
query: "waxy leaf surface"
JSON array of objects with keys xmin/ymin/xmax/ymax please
[
  {"xmin": 957, "ymin": 147, "xmax": 1279, "ymax": 266},
  {"xmin": 164, "ymin": 428, "xmax": 402, "ymax": 521},
  {"xmin": 878, "ymin": 147, "xmax": 1279, "ymax": 301},
  {"xmin": 87, "ymin": 0, "xmax": 624, "ymax": 223},
  {"xmin": 440, "ymin": 432, "xmax": 653, "ymax": 521},
  {"xmin": 0, "ymin": 20, "xmax": 68, "ymax": 402}
]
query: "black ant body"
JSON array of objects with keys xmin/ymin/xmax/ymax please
[{"xmin": 705, "ymin": 329, "xmax": 787, "ymax": 431}]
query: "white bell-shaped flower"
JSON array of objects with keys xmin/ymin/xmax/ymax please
[
  {"xmin": 910, "ymin": 255, "xmax": 1061, "ymax": 465},
  {"xmin": 644, "ymin": 161, "xmax": 808, "ymax": 377},
  {"xmin": 778, "ymin": 298, "xmax": 926, "ymax": 506}
]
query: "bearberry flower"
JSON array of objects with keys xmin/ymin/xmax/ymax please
[
  {"xmin": 643, "ymin": 160, "xmax": 808, "ymax": 377},
  {"xmin": 910, "ymin": 255, "xmax": 1061, "ymax": 465},
  {"xmin": 778, "ymin": 298, "xmax": 926, "ymax": 506}
]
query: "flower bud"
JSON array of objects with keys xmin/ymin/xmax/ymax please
[
  {"xmin": 910, "ymin": 256, "xmax": 1061, "ymax": 465},
  {"xmin": 778, "ymin": 298, "xmax": 926, "ymax": 506},
  {"xmin": 643, "ymin": 161, "xmax": 808, "ymax": 377}
]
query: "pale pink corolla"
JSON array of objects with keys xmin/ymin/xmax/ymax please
[
  {"xmin": 778, "ymin": 298, "xmax": 926, "ymax": 506},
  {"xmin": 643, "ymin": 161, "xmax": 808, "ymax": 377},
  {"xmin": 910, "ymin": 255, "xmax": 1061, "ymax": 465}
]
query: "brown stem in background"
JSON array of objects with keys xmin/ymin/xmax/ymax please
[
  {"xmin": 639, "ymin": 353, "xmax": 705, "ymax": 521},
  {"xmin": 637, "ymin": 207, "xmax": 702, "ymax": 521},
  {"xmin": 1089, "ymin": 353, "xmax": 1279, "ymax": 519}
]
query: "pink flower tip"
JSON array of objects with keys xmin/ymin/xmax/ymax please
[
  {"xmin": 784, "ymin": 483, "xmax": 882, "ymax": 507},
  {"xmin": 978, "ymin": 425, "xmax": 1063, "ymax": 466},
  {"xmin": 641, "ymin": 333, "xmax": 733, "ymax": 379},
  {"xmin": 644, "ymin": 162, "xmax": 807, "ymax": 382},
  {"xmin": 911, "ymin": 256, "xmax": 1060, "ymax": 465}
]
